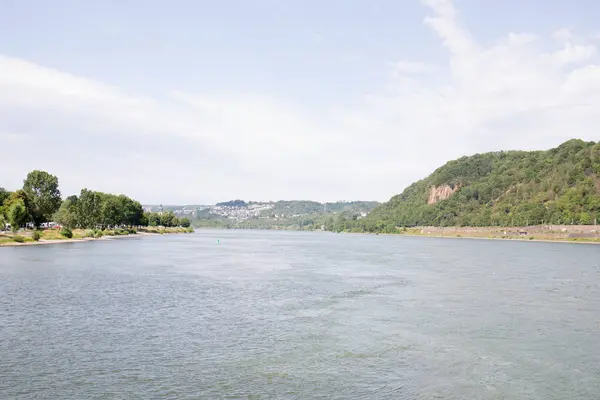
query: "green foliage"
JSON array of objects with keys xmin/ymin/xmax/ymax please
[
  {"xmin": 216, "ymin": 199, "xmax": 247, "ymax": 207},
  {"xmin": 13, "ymin": 235, "xmax": 25, "ymax": 243},
  {"xmin": 0, "ymin": 187, "xmax": 12, "ymax": 206},
  {"xmin": 351, "ymin": 139, "xmax": 600, "ymax": 232},
  {"xmin": 60, "ymin": 227, "xmax": 73, "ymax": 238},
  {"xmin": 53, "ymin": 196, "xmax": 79, "ymax": 229},
  {"xmin": 74, "ymin": 190, "xmax": 145, "ymax": 229},
  {"xmin": 77, "ymin": 189, "xmax": 103, "ymax": 228},
  {"xmin": 23, "ymin": 170, "xmax": 62, "ymax": 227},
  {"xmin": 3, "ymin": 170, "xmax": 152, "ymax": 234},
  {"xmin": 180, "ymin": 217, "xmax": 191, "ymax": 228},
  {"xmin": 32, "ymin": 230, "xmax": 42, "ymax": 241},
  {"xmin": 146, "ymin": 212, "xmax": 160, "ymax": 226},
  {"xmin": 159, "ymin": 211, "xmax": 177, "ymax": 227},
  {"xmin": 7, "ymin": 199, "xmax": 27, "ymax": 232}
]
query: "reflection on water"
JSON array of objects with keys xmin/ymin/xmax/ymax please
[{"xmin": 1, "ymin": 230, "xmax": 599, "ymax": 399}]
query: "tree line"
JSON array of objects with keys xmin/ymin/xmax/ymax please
[{"xmin": 1, "ymin": 170, "xmax": 190, "ymax": 232}]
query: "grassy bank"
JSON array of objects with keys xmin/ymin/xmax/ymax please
[{"xmin": 0, "ymin": 226, "xmax": 194, "ymax": 246}]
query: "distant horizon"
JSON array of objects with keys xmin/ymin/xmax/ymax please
[{"xmin": 3, "ymin": 137, "xmax": 596, "ymax": 205}]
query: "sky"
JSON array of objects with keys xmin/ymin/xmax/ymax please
[{"xmin": 1, "ymin": 0, "xmax": 600, "ymax": 204}]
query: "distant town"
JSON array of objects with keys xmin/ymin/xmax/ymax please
[{"xmin": 143, "ymin": 200, "xmax": 379, "ymax": 225}]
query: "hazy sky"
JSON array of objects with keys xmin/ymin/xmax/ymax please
[{"xmin": 1, "ymin": 0, "xmax": 599, "ymax": 204}]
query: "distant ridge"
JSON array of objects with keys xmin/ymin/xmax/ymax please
[{"xmin": 349, "ymin": 139, "xmax": 600, "ymax": 232}]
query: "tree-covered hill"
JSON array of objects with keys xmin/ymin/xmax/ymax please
[{"xmin": 349, "ymin": 139, "xmax": 600, "ymax": 232}]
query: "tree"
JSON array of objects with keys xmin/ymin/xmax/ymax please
[
  {"xmin": 146, "ymin": 212, "xmax": 160, "ymax": 227},
  {"xmin": 180, "ymin": 217, "xmax": 191, "ymax": 228},
  {"xmin": 118, "ymin": 195, "xmax": 144, "ymax": 226},
  {"xmin": 5, "ymin": 190, "xmax": 31, "ymax": 224},
  {"xmin": 160, "ymin": 211, "xmax": 176, "ymax": 227},
  {"xmin": 23, "ymin": 170, "xmax": 62, "ymax": 227},
  {"xmin": 0, "ymin": 187, "xmax": 12, "ymax": 206},
  {"xmin": 77, "ymin": 189, "xmax": 103, "ymax": 229},
  {"xmin": 7, "ymin": 199, "xmax": 27, "ymax": 232},
  {"xmin": 53, "ymin": 196, "xmax": 79, "ymax": 229},
  {"xmin": 101, "ymin": 195, "xmax": 123, "ymax": 228}
]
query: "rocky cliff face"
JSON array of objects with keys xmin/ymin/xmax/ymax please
[{"xmin": 427, "ymin": 184, "xmax": 457, "ymax": 205}]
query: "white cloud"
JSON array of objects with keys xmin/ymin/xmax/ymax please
[
  {"xmin": 393, "ymin": 61, "xmax": 435, "ymax": 74},
  {"xmin": 1, "ymin": 0, "xmax": 600, "ymax": 204}
]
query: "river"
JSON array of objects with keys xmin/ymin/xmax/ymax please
[{"xmin": 1, "ymin": 230, "xmax": 599, "ymax": 399}]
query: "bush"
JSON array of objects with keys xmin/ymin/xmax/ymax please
[
  {"xmin": 13, "ymin": 235, "xmax": 25, "ymax": 243},
  {"xmin": 32, "ymin": 230, "xmax": 42, "ymax": 241},
  {"xmin": 86, "ymin": 230, "xmax": 95, "ymax": 238},
  {"xmin": 60, "ymin": 227, "xmax": 73, "ymax": 238}
]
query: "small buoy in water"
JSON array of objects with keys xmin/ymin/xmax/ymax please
[{"xmin": 217, "ymin": 239, "xmax": 220, "ymax": 244}]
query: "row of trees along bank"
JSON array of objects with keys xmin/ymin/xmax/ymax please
[{"xmin": 0, "ymin": 170, "xmax": 190, "ymax": 232}]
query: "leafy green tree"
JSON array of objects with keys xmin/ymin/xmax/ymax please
[
  {"xmin": 53, "ymin": 196, "xmax": 80, "ymax": 229},
  {"xmin": 0, "ymin": 187, "xmax": 12, "ymax": 206},
  {"xmin": 7, "ymin": 199, "xmax": 27, "ymax": 232},
  {"xmin": 118, "ymin": 195, "xmax": 144, "ymax": 226},
  {"xmin": 101, "ymin": 195, "xmax": 123, "ymax": 228},
  {"xmin": 180, "ymin": 217, "xmax": 191, "ymax": 228},
  {"xmin": 160, "ymin": 211, "xmax": 176, "ymax": 227},
  {"xmin": 23, "ymin": 170, "xmax": 62, "ymax": 227},
  {"xmin": 77, "ymin": 189, "xmax": 103, "ymax": 229},
  {"xmin": 579, "ymin": 212, "xmax": 592, "ymax": 225},
  {"xmin": 146, "ymin": 212, "xmax": 160, "ymax": 227}
]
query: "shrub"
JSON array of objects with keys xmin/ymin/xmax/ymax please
[
  {"xmin": 13, "ymin": 235, "xmax": 25, "ymax": 243},
  {"xmin": 32, "ymin": 230, "xmax": 42, "ymax": 241},
  {"xmin": 60, "ymin": 227, "xmax": 73, "ymax": 238}
]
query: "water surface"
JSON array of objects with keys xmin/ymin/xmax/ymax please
[{"xmin": 1, "ymin": 231, "xmax": 600, "ymax": 399}]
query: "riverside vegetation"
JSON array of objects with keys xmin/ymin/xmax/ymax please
[
  {"xmin": 0, "ymin": 170, "xmax": 192, "ymax": 245},
  {"xmin": 328, "ymin": 139, "xmax": 600, "ymax": 235}
]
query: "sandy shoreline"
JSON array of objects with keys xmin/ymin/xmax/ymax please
[{"xmin": 0, "ymin": 231, "xmax": 170, "ymax": 247}]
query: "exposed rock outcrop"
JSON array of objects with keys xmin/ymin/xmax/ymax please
[{"xmin": 428, "ymin": 184, "xmax": 457, "ymax": 205}]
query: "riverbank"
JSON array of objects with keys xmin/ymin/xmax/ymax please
[
  {"xmin": 374, "ymin": 225, "xmax": 600, "ymax": 244},
  {"xmin": 0, "ymin": 227, "xmax": 194, "ymax": 247}
]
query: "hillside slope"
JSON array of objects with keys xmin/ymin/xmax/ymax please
[{"xmin": 354, "ymin": 139, "xmax": 600, "ymax": 232}]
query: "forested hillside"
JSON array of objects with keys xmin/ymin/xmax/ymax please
[{"xmin": 346, "ymin": 139, "xmax": 600, "ymax": 232}]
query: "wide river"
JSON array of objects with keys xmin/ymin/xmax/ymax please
[{"xmin": 1, "ymin": 230, "xmax": 599, "ymax": 399}]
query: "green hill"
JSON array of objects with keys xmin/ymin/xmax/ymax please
[{"xmin": 346, "ymin": 139, "xmax": 600, "ymax": 233}]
